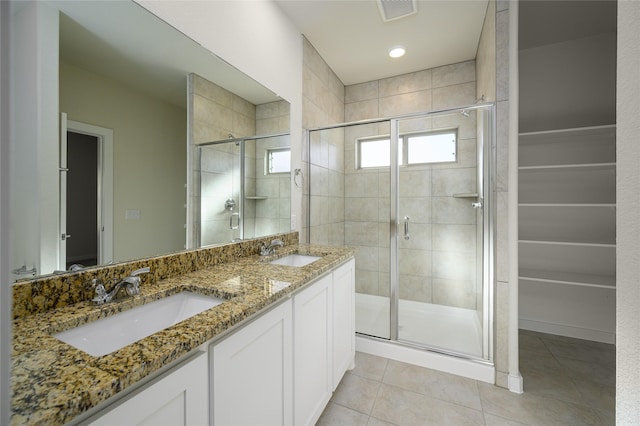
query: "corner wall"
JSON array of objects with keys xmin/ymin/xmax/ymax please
[{"xmin": 616, "ymin": 0, "xmax": 640, "ymax": 421}]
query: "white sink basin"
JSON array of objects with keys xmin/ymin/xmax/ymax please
[
  {"xmin": 54, "ymin": 291, "xmax": 225, "ymax": 356},
  {"xmin": 270, "ymin": 254, "xmax": 322, "ymax": 267}
]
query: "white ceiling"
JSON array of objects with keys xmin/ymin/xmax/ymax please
[{"xmin": 275, "ymin": 0, "xmax": 489, "ymax": 86}]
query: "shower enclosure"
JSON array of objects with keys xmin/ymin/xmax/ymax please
[
  {"xmin": 307, "ymin": 104, "xmax": 494, "ymax": 363},
  {"xmin": 197, "ymin": 133, "xmax": 290, "ymax": 247}
]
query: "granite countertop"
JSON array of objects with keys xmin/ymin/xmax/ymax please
[{"xmin": 11, "ymin": 244, "xmax": 355, "ymax": 425}]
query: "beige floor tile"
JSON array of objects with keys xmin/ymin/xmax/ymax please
[
  {"xmin": 518, "ymin": 333, "xmax": 551, "ymax": 355},
  {"xmin": 478, "ymin": 382, "xmax": 602, "ymax": 426},
  {"xmin": 572, "ymin": 377, "xmax": 615, "ymax": 412},
  {"xmin": 593, "ymin": 407, "xmax": 615, "ymax": 426},
  {"xmin": 483, "ymin": 412, "xmax": 527, "ymax": 426},
  {"xmin": 331, "ymin": 372, "xmax": 381, "ymax": 415},
  {"xmin": 542, "ymin": 338, "xmax": 615, "ymax": 365},
  {"xmin": 520, "ymin": 367, "xmax": 582, "ymax": 405},
  {"xmin": 519, "ymin": 350, "xmax": 564, "ymax": 376},
  {"xmin": 371, "ymin": 383, "xmax": 485, "ymax": 425},
  {"xmin": 351, "ymin": 352, "xmax": 389, "ymax": 381},
  {"xmin": 317, "ymin": 402, "xmax": 370, "ymax": 426},
  {"xmin": 382, "ymin": 359, "xmax": 482, "ymax": 410},
  {"xmin": 554, "ymin": 356, "xmax": 616, "ymax": 387},
  {"xmin": 367, "ymin": 416, "xmax": 398, "ymax": 426}
]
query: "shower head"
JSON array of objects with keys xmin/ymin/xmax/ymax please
[
  {"xmin": 228, "ymin": 133, "xmax": 234, "ymax": 139},
  {"xmin": 461, "ymin": 110, "xmax": 470, "ymax": 117}
]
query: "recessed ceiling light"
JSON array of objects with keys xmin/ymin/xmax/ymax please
[{"xmin": 388, "ymin": 46, "xmax": 406, "ymax": 58}]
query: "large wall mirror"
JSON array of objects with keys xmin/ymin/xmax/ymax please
[{"xmin": 8, "ymin": 0, "xmax": 290, "ymax": 281}]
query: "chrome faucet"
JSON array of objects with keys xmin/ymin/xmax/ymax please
[
  {"xmin": 260, "ymin": 239, "xmax": 284, "ymax": 256},
  {"xmin": 91, "ymin": 267, "xmax": 150, "ymax": 305}
]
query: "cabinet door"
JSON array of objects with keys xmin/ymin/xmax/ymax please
[
  {"xmin": 90, "ymin": 352, "xmax": 208, "ymax": 426},
  {"xmin": 211, "ymin": 300, "xmax": 292, "ymax": 426},
  {"xmin": 332, "ymin": 259, "xmax": 355, "ymax": 390},
  {"xmin": 294, "ymin": 274, "xmax": 332, "ymax": 426}
]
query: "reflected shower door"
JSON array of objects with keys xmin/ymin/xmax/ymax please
[{"xmin": 199, "ymin": 141, "xmax": 242, "ymax": 246}]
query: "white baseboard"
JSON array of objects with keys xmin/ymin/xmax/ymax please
[
  {"xmin": 356, "ymin": 335, "xmax": 495, "ymax": 384},
  {"xmin": 519, "ymin": 318, "xmax": 615, "ymax": 344},
  {"xmin": 508, "ymin": 373, "xmax": 524, "ymax": 394}
]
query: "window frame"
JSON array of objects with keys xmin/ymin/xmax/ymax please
[
  {"xmin": 264, "ymin": 147, "xmax": 291, "ymax": 175},
  {"xmin": 356, "ymin": 128, "xmax": 458, "ymax": 170}
]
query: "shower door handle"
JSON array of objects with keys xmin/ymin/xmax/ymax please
[
  {"xmin": 229, "ymin": 212, "xmax": 240, "ymax": 230},
  {"xmin": 403, "ymin": 216, "xmax": 410, "ymax": 240}
]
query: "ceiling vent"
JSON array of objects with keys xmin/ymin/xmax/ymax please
[{"xmin": 377, "ymin": 0, "xmax": 418, "ymax": 22}]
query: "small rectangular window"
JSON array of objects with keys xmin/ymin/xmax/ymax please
[
  {"xmin": 266, "ymin": 148, "xmax": 291, "ymax": 174},
  {"xmin": 359, "ymin": 138, "xmax": 390, "ymax": 168},
  {"xmin": 406, "ymin": 131, "xmax": 456, "ymax": 165}
]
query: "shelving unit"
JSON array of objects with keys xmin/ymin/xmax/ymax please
[{"xmin": 518, "ymin": 125, "xmax": 616, "ymax": 343}]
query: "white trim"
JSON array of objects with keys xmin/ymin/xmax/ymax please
[
  {"xmin": 518, "ymin": 123, "xmax": 616, "ymax": 137},
  {"xmin": 508, "ymin": 373, "xmax": 524, "ymax": 394},
  {"xmin": 507, "ymin": 0, "xmax": 521, "ymax": 394},
  {"xmin": 519, "ymin": 318, "xmax": 616, "ymax": 344},
  {"xmin": 356, "ymin": 336, "xmax": 495, "ymax": 384},
  {"xmin": 65, "ymin": 119, "xmax": 114, "ymax": 265}
]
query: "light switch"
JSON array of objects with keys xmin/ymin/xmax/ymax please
[{"xmin": 125, "ymin": 209, "xmax": 141, "ymax": 220}]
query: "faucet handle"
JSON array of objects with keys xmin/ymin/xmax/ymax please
[
  {"xmin": 89, "ymin": 279, "xmax": 107, "ymax": 304},
  {"xmin": 131, "ymin": 267, "xmax": 150, "ymax": 276}
]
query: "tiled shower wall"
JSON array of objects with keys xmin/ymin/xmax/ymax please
[
  {"xmin": 302, "ymin": 37, "xmax": 346, "ymax": 245},
  {"xmin": 342, "ymin": 61, "xmax": 480, "ymax": 309},
  {"xmin": 189, "ymin": 73, "xmax": 256, "ymax": 246},
  {"xmin": 247, "ymin": 101, "xmax": 292, "ymax": 239},
  {"xmin": 190, "ymin": 78, "xmax": 292, "ymax": 245}
]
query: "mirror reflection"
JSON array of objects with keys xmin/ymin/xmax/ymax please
[{"xmin": 9, "ymin": 1, "xmax": 290, "ymax": 281}]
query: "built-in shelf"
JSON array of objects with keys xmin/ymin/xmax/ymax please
[
  {"xmin": 518, "ymin": 124, "xmax": 617, "ymax": 325},
  {"xmin": 519, "ymin": 125, "xmax": 616, "ymax": 168},
  {"xmin": 519, "ymin": 239, "xmax": 615, "ymax": 248},
  {"xmin": 519, "ymin": 268, "xmax": 615, "ymax": 289},
  {"xmin": 519, "ymin": 203, "xmax": 616, "ymax": 207},
  {"xmin": 519, "ymin": 162, "xmax": 616, "ymax": 171},
  {"xmin": 245, "ymin": 196, "xmax": 268, "ymax": 200}
]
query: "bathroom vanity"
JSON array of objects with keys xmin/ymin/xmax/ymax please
[{"xmin": 10, "ymin": 233, "xmax": 355, "ymax": 425}]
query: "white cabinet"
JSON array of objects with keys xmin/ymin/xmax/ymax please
[
  {"xmin": 211, "ymin": 300, "xmax": 293, "ymax": 426},
  {"xmin": 518, "ymin": 125, "xmax": 616, "ymax": 343},
  {"xmin": 293, "ymin": 274, "xmax": 332, "ymax": 426},
  {"xmin": 89, "ymin": 352, "xmax": 208, "ymax": 426},
  {"xmin": 210, "ymin": 257, "xmax": 355, "ymax": 426},
  {"xmin": 331, "ymin": 259, "xmax": 355, "ymax": 390}
]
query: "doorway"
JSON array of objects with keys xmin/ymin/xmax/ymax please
[
  {"xmin": 65, "ymin": 131, "xmax": 99, "ymax": 268},
  {"xmin": 60, "ymin": 116, "xmax": 114, "ymax": 270}
]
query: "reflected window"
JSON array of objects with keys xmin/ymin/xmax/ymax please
[{"xmin": 266, "ymin": 148, "xmax": 291, "ymax": 174}]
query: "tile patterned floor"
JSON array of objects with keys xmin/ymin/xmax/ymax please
[{"xmin": 317, "ymin": 330, "xmax": 615, "ymax": 425}]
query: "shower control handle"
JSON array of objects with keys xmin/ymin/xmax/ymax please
[{"xmin": 403, "ymin": 216, "xmax": 410, "ymax": 240}]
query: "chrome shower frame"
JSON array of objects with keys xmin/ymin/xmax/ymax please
[{"xmin": 306, "ymin": 103, "xmax": 496, "ymax": 364}]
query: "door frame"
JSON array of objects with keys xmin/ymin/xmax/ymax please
[{"xmin": 60, "ymin": 115, "xmax": 114, "ymax": 268}]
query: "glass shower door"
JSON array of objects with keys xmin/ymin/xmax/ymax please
[
  {"xmin": 394, "ymin": 109, "xmax": 486, "ymax": 358},
  {"xmin": 199, "ymin": 140, "xmax": 243, "ymax": 246}
]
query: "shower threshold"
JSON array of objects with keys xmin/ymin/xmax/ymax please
[{"xmin": 355, "ymin": 293, "xmax": 483, "ymax": 358}]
